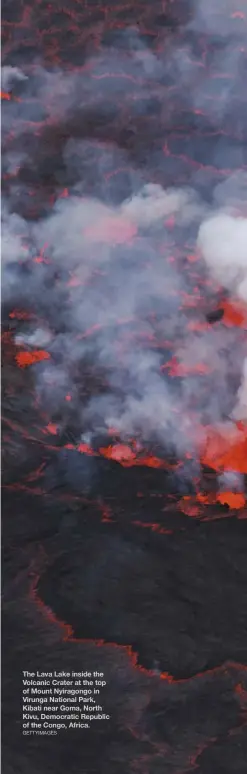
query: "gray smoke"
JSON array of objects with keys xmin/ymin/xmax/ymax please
[{"xmin": 2, "ymin": 4, "xmax": 247, "ymax": 468}]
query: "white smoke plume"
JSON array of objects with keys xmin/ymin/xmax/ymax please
[
  {"xmin": 218, "ymin": 469, "xmax": 244, "ymax": 493},
  {"xmin": 198, "ymin": 213, "xmax": 247, "ymax": 304},
  {"xmin": 197, "ymin": 180, "xmax": 247, "ymax": 422},
  {"xmin": 1, "ymin": 65, "xmax": 28, "ymax": 91}
]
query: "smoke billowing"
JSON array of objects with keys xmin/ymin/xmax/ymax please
[{"xmin": 2, "ymin": 0, "xmax": 247, "ymax": 478}]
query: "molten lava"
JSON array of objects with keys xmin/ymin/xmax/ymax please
[
  {"xmin": 222, "ymin": 300, "xmax": 247, "ymax": 329},
  {"xmin": 202, "ymin": 423, "xmax": 247, "ymax": 475},
  {"xmin": 15, "ymin": 350, "xmax": 51, "ymax": 368},
  {"xmin": 216, "ymin": 492, "xmax": 246, "ymax": 509},
  {"xmin": 99, "ymin": 443, "xmax": 178, "ymax": 470}
]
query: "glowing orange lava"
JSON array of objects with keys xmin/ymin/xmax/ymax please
[
  {"xmin": 201, "ymin": 423, "xmax": 247, "ymax": 474},
  {"xmin": 77, "ymin": 442, "xmax": 96, "ymax": 456},
  {"xmin": 99, "ymin": 443, "xmax": 136, "ymax": 465},
  {"xmin": 45, "ymin": 423, "xmax": 58, "ymax": 435},
  {"xmin": 222, "ymin": 299, "xmax": 247, "ymax": 328},
  {"xmin": 179, "ymin": 490, "xmax": 246, "ymax": 517},
  {"xmin": 99, "ymin": 444, "xmax": 178, "ymax": 470},
  {"xmin": 16, "ymin": 350, "xmax": 51, "ymax": 367},
  {"xmin": 216, "ymin": 492, "xmax": 246, "ymax": 509}
]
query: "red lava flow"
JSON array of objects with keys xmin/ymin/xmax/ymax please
[
  {"xmin": 221, "ymin": 299, "xmax": 247, "ymax": 328},
  {"xmin": 2, "ymin": 3, "xmax": 247, "ymax": 773},
  {"xmin": 29, "ymin": 559, "xmax": 247, "ymax": 686},
  {"xmin": 15, "ymin": 349, "xmax": 51, "ymax": 367},
  {"xmin": 202, "ymin": 423, "xmax": 247, "ymax": 475}
]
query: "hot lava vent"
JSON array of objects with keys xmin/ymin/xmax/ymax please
[{"xmin": 2, "ymin": 0, "xmax": 247, "ymax": 773}]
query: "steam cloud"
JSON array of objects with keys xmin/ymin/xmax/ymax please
[
  {"xmin": 198, "ymin": 213, "xmax": 247, "ymax": 304},
  {"xmin": 2, "ymin": 0, "xmax": 247, "ymax": 471}
]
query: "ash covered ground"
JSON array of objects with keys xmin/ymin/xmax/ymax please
[{"xmin": 2, "ymin": 0, "xmax": 247, "ymax": 772}]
